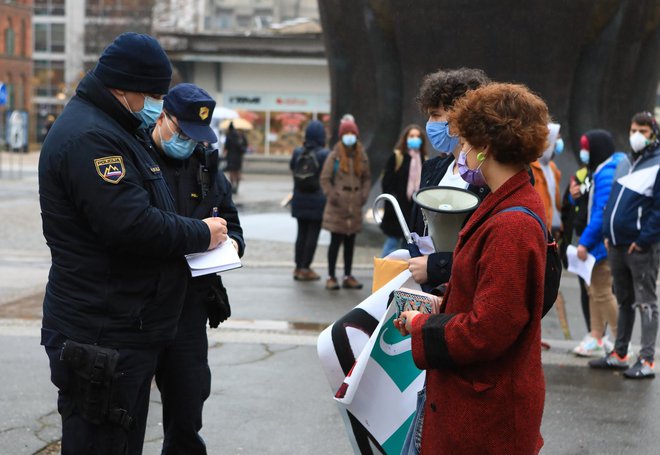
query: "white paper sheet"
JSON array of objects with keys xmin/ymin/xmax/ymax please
[{"xmin": 566, "ymin": 244, "xmax": 595, "ymax": 286}]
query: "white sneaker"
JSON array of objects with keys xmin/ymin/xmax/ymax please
[
  {"xmin": 602, "ymin": 336, "xmax": 614, "ymax": 353},
  {"xmin": 573, "ymin": 335, "xmax": 607, "ymax": 357}
]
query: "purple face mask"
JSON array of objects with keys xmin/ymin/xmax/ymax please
[{"xmin": 457, "ymin": 147, "xmax": 487, "ymax": 187}]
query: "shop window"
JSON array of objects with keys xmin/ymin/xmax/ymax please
[{"xmin": 269, "ymin": 112, "xmax": 313, "ymax": 155}]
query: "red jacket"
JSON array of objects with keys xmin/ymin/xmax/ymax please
[{"xmin": 411, "ymin": 170, "xmax": 547, "ymax": 454}]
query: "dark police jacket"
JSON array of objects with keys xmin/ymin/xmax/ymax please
[
  {"xmin": 149, "ymin": 144, "xmax": 245, "ymax": 327},
  {"xmin": 39, "ymin": 72, "xmax": 210, "ymax": 348}
]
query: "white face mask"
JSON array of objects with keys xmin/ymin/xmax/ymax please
[{"xmin": 629, "ymin": 131, "xmax": 649, "ymax": 153}]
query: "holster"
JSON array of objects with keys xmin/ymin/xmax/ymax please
[
  {"xmin": 59, "ymin": 340, "xmax": 133, "ymax": 430},
  {"xmin": 207, "ymin": 277, "xmax": 231, "ymax": 328}
]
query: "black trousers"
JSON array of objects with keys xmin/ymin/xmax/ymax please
[
  {"xmin": 328, "ymin": 232, "xmax": 356, "ymax": 278},
  {"xmin": 295, "ymin": 218, "xmax": 322, "ymax": 269},
  {"xmin": 42, "ymin": 328, "xmax": 159, "ymax": 455},
  {"xmin": 155, "ymin": 298, "xmax": 211, "ymax": 455}
]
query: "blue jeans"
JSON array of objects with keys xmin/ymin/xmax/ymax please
[
  {"xmin": 400, "ymin": 386, "xmax": 425, "ymax": 455},
  {"xmin": 381, "ymin": 236, "xmax": 405, "ymax": 258}
]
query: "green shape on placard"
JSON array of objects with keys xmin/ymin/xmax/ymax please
[
  {"xmin": 382, "ymin": 412, "xmax": 415, "ymax": 454},
  {"xmin": 370, "ymin": 313, "xmax": 422, "ymax": 391}
]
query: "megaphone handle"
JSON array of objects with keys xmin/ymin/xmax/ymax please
[{"xmin": 407, "ymin": 242, "xmax": 422, "ymax": 258}]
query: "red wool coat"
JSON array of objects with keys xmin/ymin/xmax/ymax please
[{"xmin": 411, "ymin": 170, "xmax": 547, "ymax": 455}]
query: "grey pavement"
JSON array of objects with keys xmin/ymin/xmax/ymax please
[{"xmin": 1, "ymin": 151, "xmax": 659, "ymax": 454}]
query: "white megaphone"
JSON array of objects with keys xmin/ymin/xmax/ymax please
[{"xmin": 412, "ymin": 186, "xmax": 480, "ymax": 252}]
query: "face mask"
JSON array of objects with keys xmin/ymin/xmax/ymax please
[
  {"xmin": 159, "ymin": 116, "xmax": 196, "ymax": 160},
  {"xmin": 579, "ymin": 149, "xmax": 590, "ymax": 165},
  {"xmin": 124, "ymin": 94, "xmax": 163, "ymax": 129},
  {"xmin": 407, "ymin": 137, "xmax": 422, "ymax": 150},
  {"xmin": 629, "ymin": 131, "xmax": 650, "ymax": 153},
  {"xmin": 426, "ymin": 121, "xmax": 459, "ymax": 153},
  {"xmin": 342, "ymin": 134, "xmax": 357, "ymax": 147},
  {"xmin": 555, "ymin": 138, "xmax": 564, "ymax": 155},
  {"xmin": 457, "ymin": 147, "xmax": 487, "ymax": 187}
]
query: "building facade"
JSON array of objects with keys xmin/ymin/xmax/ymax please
[
  {"xmin": 0, "ymin": 0, "xmax": 33, "ymax": 148},
  {"xmin": 159, "ymin": 31, "xmax": 329, "ymax": 155},
  {"xmin": 33, "ymin": 0, "xmax": 153, "ymax": 142}
]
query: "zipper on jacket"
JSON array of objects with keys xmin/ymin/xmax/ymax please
[
  {"xmin": 609, "ymin": 188, "xmax": 624, "ymax": 246},
  {"xmin": 637, "ymin": 206, "xmax": 643, "ymax": 231}
]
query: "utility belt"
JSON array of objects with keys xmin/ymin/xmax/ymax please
[{"xmin": 59, "ymin": 340, "xmax": 134, "ymax": 431}]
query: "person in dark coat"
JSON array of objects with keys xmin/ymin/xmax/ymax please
[
  {"xmin": 290, "ymin": 120, "xmax": 330, "ymax": 281},
  {"xmin": 223, "ymin": 122, "xmax": 248, "ymax": 193},
  {"xmin": 147, "ymin": 83, "xmax": 245, "ymax": 454},
  {"xmin": 38, "ymin": 33, "xmax": 227, "ymax": 454},
  {"xmin": 396, "ymin": 83, "xmax": 549, "ymax": 454},
  {"xmin": 379, "ymin": 124, "xmax": 427, "ymax": 257},
  {"xmin": 408, "ymin": 68, "xmax": 491, "ymax": 290}
]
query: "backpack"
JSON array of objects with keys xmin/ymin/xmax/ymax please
[
  {"xmin": 498, "ymin": 206, "xmax": 562, "ymax": 318},
  {"xmin": 293, "ymin": 147, "xmax": 320, "ymax": 192}
]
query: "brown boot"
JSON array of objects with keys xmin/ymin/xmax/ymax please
[
  {"xmin": 342, "ymin": 276, "xmax": 363, "ymax": 289},
  {"xmin": 326, "ymin": 277, "xmax": 340, "ymax": 290},
  {"xmin": 293, "ymin": 268, "xmax": 305, "ymax": 281},
  {"xmin": 303, "ymin": 268, "xmax": 321, "ymax": 281}
]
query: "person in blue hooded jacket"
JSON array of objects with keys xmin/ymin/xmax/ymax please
[
  {"xmin": 572, "ymin": 130, "xmax": 623, "ymax": 358},
  {"xmin": 290, "ymin": 120, "xmax": 330, "ymax": 281},
  {"xmin": 591, "ymin": 112, "xmax": 660, "ymax": 379}
]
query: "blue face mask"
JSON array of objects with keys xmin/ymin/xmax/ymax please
[
  {"xmin": 407, "ymin": 137, "xmax": 422, "ymax": 150},
  {"xmin": 554, "ymin": 138, "xmax": 564, "ymax": 155},
  {"xmin": 579, "ymin": 149, "xmax": 590, "ymax": 165},
  {"xmin": 125, "ymin": 95, "xmax": 163, "ymax": 129},
  {"xmin": 426, "ymin": 121, "xmax": 459, "ymax": 153},
  {"xmin": 342, "ymin": 134, "xmax": 357, "ymax": 147},
  {"xmin": 159, "ymin": 116, "xmax": 196, "ymax": 160}
]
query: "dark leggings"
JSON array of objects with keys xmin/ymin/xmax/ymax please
[
  {"xmin": 578, "ymin": 276, "xmax": 591, "ymax": 333},
  {"xmin": 328, "ymin": 233, "xmax": 356, "ymax": 278},
  {"xmin": 295, "ymin": 218, "xmax": 322, "ymax": 269}
]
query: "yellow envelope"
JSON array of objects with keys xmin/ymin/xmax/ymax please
[{"xmin": 371, "ymin": 257, "xmax": 410, "ymax": 293}]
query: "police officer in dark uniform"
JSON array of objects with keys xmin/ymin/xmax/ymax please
[
  {"xmin": 146, "ymin": 84, "xmax": 245, "ymax": 454},
  {"xmin": 38, "ymin": 34, "xmax": 228, "ymax": 454}
]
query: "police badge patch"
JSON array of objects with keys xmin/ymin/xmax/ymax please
[{"xmin": 94, "ymin": 156, "xmax": 125, "ymax": 184}]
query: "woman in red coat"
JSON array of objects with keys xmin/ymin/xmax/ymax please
[{"xmin": 396, "ymin": 83, "xmax": 550, "ymax": 454}]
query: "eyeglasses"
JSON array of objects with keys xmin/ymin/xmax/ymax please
[{"xmin": 164, "ymin": 113, "xmax": 191, "ymax": 141}]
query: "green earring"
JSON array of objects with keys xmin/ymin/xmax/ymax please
[{"xmin": 476, "ymin": 151, "xmax": 487, "ymax": 162}]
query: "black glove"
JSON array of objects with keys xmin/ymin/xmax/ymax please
[{"xmin": 207, "ymin": 279, "xmax": 231, "ymax": 328}]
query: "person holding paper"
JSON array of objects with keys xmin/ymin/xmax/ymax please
[
  {"xmin": 571, "ymin": 130, "xmax": 624, "ymax": 358},
  {"xmin": 145, "ymin": 83, "xmax": 245, "ymax": 454},
  {"xmin": 38, "ymin": 33, "xmax": 227, "ymax": 453},
  {"xmin": 395, "ymin": 83, "xmax": 549, "ymax": 454}
]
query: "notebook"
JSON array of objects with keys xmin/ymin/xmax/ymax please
[{"xmin": 185, "ymin": 240, "xmax": 242, "ymax": 277}]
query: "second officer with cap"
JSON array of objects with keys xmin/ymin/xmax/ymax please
[{"xmin": 145, "ymin": 83, "xmax": 245, "ymax": 454}]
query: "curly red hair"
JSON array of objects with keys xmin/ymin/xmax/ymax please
[{"xmin": 448, "ymin": 83, "xmax": 549, "ymax": 165}]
